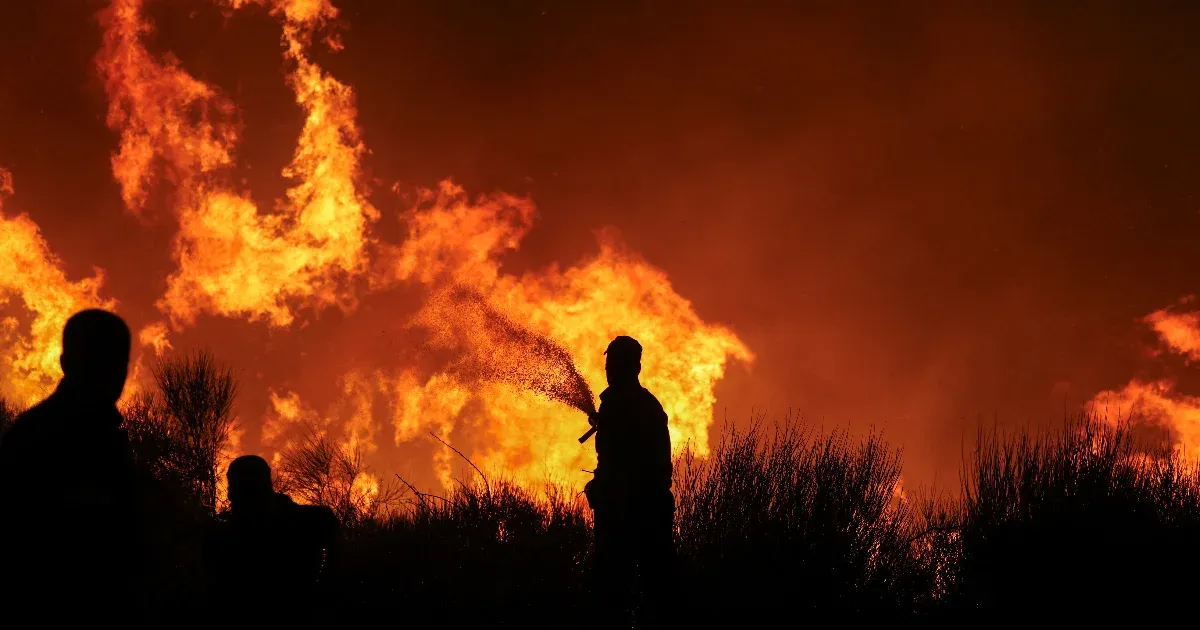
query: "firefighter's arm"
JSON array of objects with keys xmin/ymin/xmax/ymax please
[
  {"xmin": 655, "ymin": 409, "xmax": 673, "ymax": 491},
  {"xmin": 578, "ymin": 409, "xmax": 601, "ymax": 443}
]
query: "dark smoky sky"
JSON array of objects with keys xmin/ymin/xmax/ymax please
[{"xmin": 3, "ymin": 0, "xmax": 1200, "ymax": 488}]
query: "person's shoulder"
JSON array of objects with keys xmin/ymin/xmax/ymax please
[
  {"xmin": 298, "ymin": 503, "xmax": 339, "ymax": 525},
  {"xmin": 638, "ymin": 386, "xmax": 667, "ymax": 414},
  {"xmin": 2, "ymin": 398, "xmax": 57, "ymax": 448},
  {"xmin": 15, "ymin": 396, "xmax": 56, "ymax": 423},
  {"xmin": 273, "ymin": 492, "xmax": 299, "ymax": 511},
  {"xmin": 287, "ymin": 503, "xmax": 339, "ymax": 541}
]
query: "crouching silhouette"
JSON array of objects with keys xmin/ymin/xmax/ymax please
[{"xmin": 205, "ymin": 455, "xmax": 338, "ymax": 622}]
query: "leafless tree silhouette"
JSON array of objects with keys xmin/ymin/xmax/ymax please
[
  {"xmin": 276, "ymin": 427, "xmax": 402, "ymax": 527},
  {"xmin": 124, "ymin": 351, "xmax": 237, "ymax": 514}
]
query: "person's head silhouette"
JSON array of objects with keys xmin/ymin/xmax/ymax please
[
  {"xmin": 59, "ymin": 309, "xmax": 131, "ymax": 405},
  {"xmin": 604, "ymin": 335, "xmax": 642, "ymax": 388},
  {"xmin": 227, "ymin": 455, "xmax": 274, "ymax": 515}
]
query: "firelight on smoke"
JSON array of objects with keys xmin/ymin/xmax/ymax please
[
  {"xmin": 0, "ymin": 168, "xmax": 115, "ymax": 407},
  {"xmin": 1094, "ymin": 299, "xmax": 1200, "ymax": 457},
  {"xmin": 0, "ymin": 0, "xmax": 753, "ymax": 495}
]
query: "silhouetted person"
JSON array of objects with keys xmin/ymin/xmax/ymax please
[
  {"xmin": 204, "ymin": 455, "xmax": 338, "ymax": 623},
  {"xmin": 0, "ymin": 309, "xmax": 141, "ymax": 622},
  {"xmin": 585, "ymin": 335, "xmax": 676, "ymax": 628}
]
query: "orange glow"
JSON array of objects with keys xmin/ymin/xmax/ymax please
[
  {"xmin": 1144, "ymin": 306, "xmax": 1200, "ymax": 362},
  {"xmin": 88, "ymin": 0, "xmax": 752, "ymax": 495},
  {"xmin": 1094, "ymin": 301, "xmax": 1200, "ymax": 458},
  {"xmin": 380, "ymin": 184, "xmax": 753, "ymax": 489},
  {"xmin": 216, "ymin": 425, "xmax": 246, "ymax": 507},
  {"xmin": 1092, "ymin": 379, "xmax": 1200, "ymax": 457},
  {"xmin": 99, "ymin": 0, "xmax": 376, "ymax": 336},
  {"xmin": 98, "ymin": 0, "xmax": 238, "ymax": 217},
  {"xmin": 0, "ymin": 169, "xmax": 115, "ymax": 406}
]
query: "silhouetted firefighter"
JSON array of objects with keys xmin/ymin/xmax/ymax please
[
  {"xmin": 204, "ymin": 455, "xmax": 339, "ymax": 622},
  {"xmin": 584, "ymin": 335, "xmax": 676, "ymax": 628},
  {"xmin": 0, "ymin": 309, "xmax": 142, "ymax": 622}
]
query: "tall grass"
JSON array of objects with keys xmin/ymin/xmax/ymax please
[
  {"xmin": 673, "ymin": 420, "xmax": 938, "ymax": 621},
  {"xmin": 0, "ymin": 396, "xmax": 19, "ymax": 438},
  {"xmin": 937, "ymin": 415, "xmax": 1200, "ymax": 618},
  {"xmin": 325, "ymin": 420, "xmax": 940, "ymax": 625},
  {"xmin": 8, "ymin": 353, "xmax": 1200, "ymax": 621},
  {"xmin": 331, "ymin": 479, "xmax": 592, "ymax": 626}
]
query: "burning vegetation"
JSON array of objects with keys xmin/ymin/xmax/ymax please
[
  {"xmin": 2, "ymin": 0, "xmax": 752, "ymax": 499},
  {"xmin": 6, "ymin": 0, "xmax": 1200, "ymax": 623}
]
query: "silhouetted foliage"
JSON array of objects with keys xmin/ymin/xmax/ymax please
[
  {"xmin": 932, "ymin": 415, "xmax": 1200, "ymax": 619},
  {"xmin": 276, "ymin": 429, "xmax": 402, "ymax": 527},
  {"xmin": 14, "ymin": 348, "xmax": 1200, "ymax": 622},
  {"xmin": 0, "ymin": 396, "xmax": 19, "ymax": 439},
  {"xmin": 673, "ymin": 419, "xmax": 937, "ymax": 621},
  {"xmin": 120, "ymin": 351, "xmax": 238, "ymax": 618},
  {"xmin": 334, "ymin": 477, "xmax": 593, "ymax": 625},
  {"xmin": 151, "ymin": 351, "xmax": 238, "ymax": 513}
]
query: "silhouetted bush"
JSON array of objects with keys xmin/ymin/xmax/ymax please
[
  {"xmin": 673, "ymin": 420, "xmax": 938, "ymax": 622},
  {"xmin": 326, "ymin": 420, "xmax": 943, "ymax": 625},
  {"xmin": 14, "ymin": 350, "xmax": 1200, "ymax": 622},
  {"xmin": 148, "ymin": 351, "xmax": 238, "ymax": 513},
  {"xmin": 0, "ymin": 396, "xmax": 19, "ymax": 438},
  {"xmin": 331, "ymin": 478, "xmax": 592, "ymax": 626},
  {"xmin": 121, "ymin": 351, "xmax": 238, "ymax": 617},
  {"xmin": 935, "ymin": 415, "xmax": 1200, "ymax": 619},
  {"xmin": 276, "ymin": 429, "xmax": 403, "ymax": 527}
]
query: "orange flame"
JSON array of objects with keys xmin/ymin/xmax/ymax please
[
  {"xmin": 215, "ymin": 424, "xmax": 246, "ymax": 508},
  {"xmin": 99, "ymin": 0, "xmax": 376, "ymax": 336},
  {"xmin": 1144, "ymin": 305, "xmax": 1200, "ymax": 362},
  {"xmin": 381, "ymin": 184, "xmax": 753, "ymax": 489},
  {"xmin": 260, "ymin": 384, "xmax": 382, "ymax": 506},
  {"xmin": 263, "ymin": 375, "xmax": 375, "ymax": 454},
  {"xmin": 0, "ymin": 169, "xmax": 116, "ymax": 406},
  {"xmin": 97, "ymin": 0, "xmax": 239, "ymax": 217},
  {"xmin": 94, "ymin": 0, "xmax": 752, "ymax": 494},
  {"xmin": 1092, "ymin": 379, "xmax": 1200, "ymax": 456},
  {"xmin": 1093, "ymin": 299, "xmax": 1200, "ymax": 458}
]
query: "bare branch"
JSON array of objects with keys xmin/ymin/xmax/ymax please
[{"xmin": 428, "ymin": 431, "xmax": 489, "ymax": 496}]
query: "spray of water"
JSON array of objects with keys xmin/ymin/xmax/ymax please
[{"xmin": 415, "ymin": 286, "xmax": 598, "ymax": 421}]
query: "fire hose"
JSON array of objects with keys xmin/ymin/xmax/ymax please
[{"xmin": 578, "ymin": 411, "xmax": 598, "ymax": 443}]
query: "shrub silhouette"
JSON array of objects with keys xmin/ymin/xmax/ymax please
[
  {"xmin": 276, "ymin": 428, "xmax": 403, "ymax": 527},
  {"xmin": 150, "ymin": 351, "xmax": 238, "ymax": 512},
  {"xmin": 8, "ymin": 351, "xmax": 1200, "ymax": 622},
  {"xmin": 333, "ymin": 477, "xmax": 592, "ymax": 625},
  {"xmin": 121, "ymin": 351, "xmax": 238, "ymax": 617},
  {"xmin": 0, "ymin": 396, "xmax": 19, "ymax": 439},
  {"xmin": 936, "ymin": 415, "xmax": 1200, "ymax": 619},
  {"xmin": 673, "ymin": 419, "xmax": 938, "ymax": 622}
]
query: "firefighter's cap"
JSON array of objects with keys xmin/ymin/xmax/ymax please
[{"xmin": 605, "ymin": 335, "xmax": 642, "ymax": 360}]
